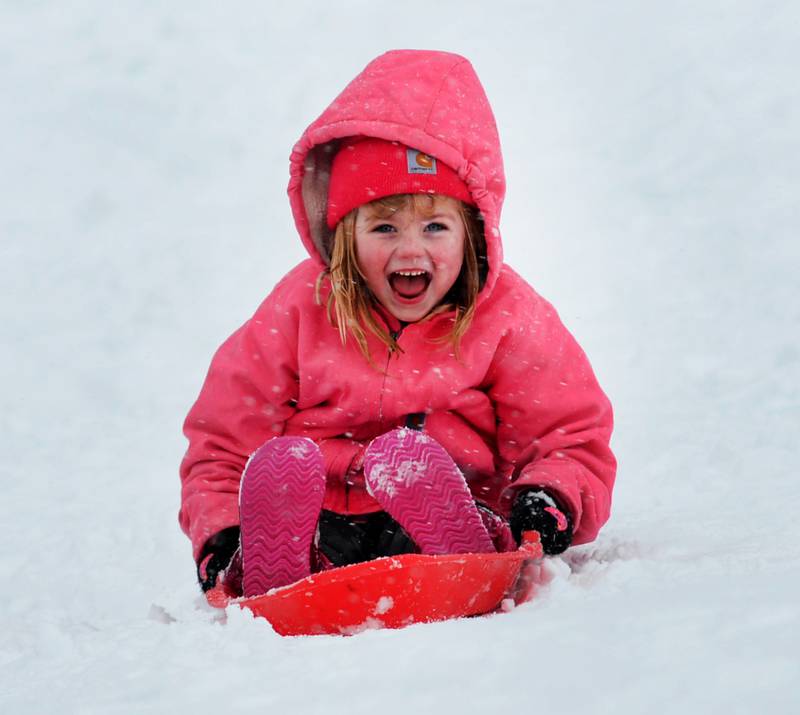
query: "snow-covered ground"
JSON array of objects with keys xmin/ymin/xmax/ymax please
[{"xmin": 2, "ymin": 2, "xmax": 798, "ymax": 712}]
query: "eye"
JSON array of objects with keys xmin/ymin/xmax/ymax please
[
  {"xmin": 424, "ymin": 222, "xmax": 448, "ymax": 233},
  {"xmin": 372, "ymin": 223, "xmax": 396, "ymax": 234}
]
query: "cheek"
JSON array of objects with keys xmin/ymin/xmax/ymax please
[
  {"xmin": 433, "ymin": 237, "xmax": 465, "ymax": 277},
  {"xmin": 355, "ymin": 239, "xmax": 387, "ymax": 283}
]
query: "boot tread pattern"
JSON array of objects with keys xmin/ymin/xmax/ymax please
[
  {"xmin": 363, "ymin": 429, "xmax": 495, "ymax": 556},
  {"xmin": 240, "ymin": 437, "xmax": 325, "ymax": 596}
]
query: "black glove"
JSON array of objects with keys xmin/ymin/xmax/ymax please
[
  {"xmin": 510, "ymin": 489, "xmax": 573, "ymax": 555},
  {"xmin": 196, "ymin": 526, "xmax": 240, "ymax": 592}
]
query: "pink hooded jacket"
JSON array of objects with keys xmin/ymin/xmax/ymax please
[{"xmin": 180, "ymin": 50, "xmax": 616, "ymax": 561}]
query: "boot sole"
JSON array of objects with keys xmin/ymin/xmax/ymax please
[
  {"xmin": 240, "ymin": 437, "xmax": 325, "ymax": 596},
  {"xmin": 363, "ymin": 429, "xmax": 494, "ymax": 555}
]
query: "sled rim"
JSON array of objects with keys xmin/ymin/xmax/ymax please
[{"xmin": 207, "ymin": 532, "xmax": 543, "ymax": 635}]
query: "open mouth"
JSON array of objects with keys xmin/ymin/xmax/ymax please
[{"xmin": 388, "ymin": 270, "xmax": 431, "ymax": 299}]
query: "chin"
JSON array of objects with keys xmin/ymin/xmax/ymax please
[{"xmin": 394, "ymin": 308, "xmax": 428, "ymax": 322}]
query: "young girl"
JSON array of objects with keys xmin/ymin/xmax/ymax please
[{"xmin": 180, "ymin": 50, "xmax": 616, "ymax": 598}]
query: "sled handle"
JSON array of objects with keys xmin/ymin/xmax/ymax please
[{"xmin": 519, "ymin": 530, "xmax": 542, "ymax": 555}]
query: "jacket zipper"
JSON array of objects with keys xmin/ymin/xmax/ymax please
[
  {"xmin": 346, "ymin": 325, "xmax": 404, "ymax": 513},
  {"xmin": 377, "ymin": 326, "xmax": 404, "ymax": 429}
]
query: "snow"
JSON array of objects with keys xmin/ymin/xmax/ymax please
[
  {"xmin": 368, "ymin": 459, "xmax": 427, "ymax": 496},
  {"xmin": 372, "ymin": 596, "xmax": 396, "ymax": 617},
  {"xmin": 2, "ymin": 1, "xmax": 799, "ymax": 713}
]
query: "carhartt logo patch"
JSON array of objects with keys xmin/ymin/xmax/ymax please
[{"xmin": 407, "ymin": 149, "xmax": 437, "ymax": 175}]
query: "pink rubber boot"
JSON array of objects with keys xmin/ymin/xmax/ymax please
[
  {"xmin": 239, "ymin": 437, "xmax": 326, "ymax": 597},
  {"xmin": 362, "ymin": 428, "xmax": 495, "ymax": 555}
]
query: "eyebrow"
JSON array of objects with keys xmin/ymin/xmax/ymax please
[{"xmin": 361, "ymin": 210, "xmax": 457, "ymax": 222}]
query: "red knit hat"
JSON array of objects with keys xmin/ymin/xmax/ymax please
[{"xmin": 326, "ymin": 137, "xmax": 474, "ymax": 229}]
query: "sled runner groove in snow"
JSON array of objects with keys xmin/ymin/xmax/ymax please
[{"xmin": 207, "ymin": 532, "xmax": 545, "ymax": 636}]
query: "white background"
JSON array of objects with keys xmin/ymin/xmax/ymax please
[{"xmin": 2, "ymin": 1, "xmax": 798, "ymax": 712}]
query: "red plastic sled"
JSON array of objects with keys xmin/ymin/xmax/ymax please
[{"xmin": 207, "ymin": 532, "xmax": 545, "ymax": 636}]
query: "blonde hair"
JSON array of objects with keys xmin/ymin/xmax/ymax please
[{"xmin": 316, "ymin": 194, "xmax": 487, "ymax": 364}]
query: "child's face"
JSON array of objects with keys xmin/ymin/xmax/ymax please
[{"xmin": 354, "ymin": 196, "xmax": 466, "ymax": 323}]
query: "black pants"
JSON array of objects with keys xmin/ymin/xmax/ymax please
[{"xmin": 317, "ymin": 510, "xmax": 417, "ymax": 567}]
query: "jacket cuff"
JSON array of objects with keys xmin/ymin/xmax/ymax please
[
  {"xmin": 501, "ymin": 461, "xmax": 583, "ymax": 531},
  {"xmin": 186, "ymin": 500, "xmax": 241, "ymax": 562}
]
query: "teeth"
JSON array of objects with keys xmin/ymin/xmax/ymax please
[{"xmin": 394, "ymin": 270, "xmax": 427, "ymax": 277}]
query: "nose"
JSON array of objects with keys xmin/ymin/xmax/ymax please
[{"xmin": 394, "ymin": 225, "xmax": 426, "ymax": 259}]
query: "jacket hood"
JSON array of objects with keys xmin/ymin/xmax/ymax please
[{"xmin": 288, "ymin": 49, "xmax": 506, "ymax": 299}]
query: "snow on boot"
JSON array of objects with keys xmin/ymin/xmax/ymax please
[
  {"xmin": 362, "ymin": 428, "xmax": 495, "ymax": 555},
  {"xmin": 239, "ymin": 437, "xmax": 326, "ymax": 597}
]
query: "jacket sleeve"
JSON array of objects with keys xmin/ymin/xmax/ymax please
[
  {"xmin": 487, "ymin": 295, "xmax": 616, "ymax": 546},
  {"xmin": 179, "ymin": 289, "xmax": 300, "ymax": 561}
]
